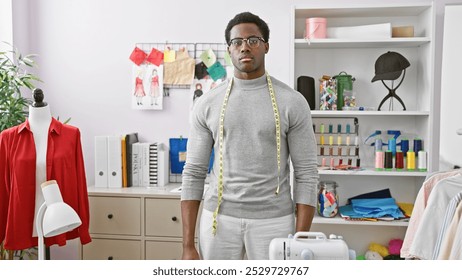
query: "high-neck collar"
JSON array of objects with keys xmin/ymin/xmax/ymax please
[{"xmin": 232, "ymin": 73, "xmax": 268, "ymax": 90}]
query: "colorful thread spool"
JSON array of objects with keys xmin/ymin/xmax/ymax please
[
  {"xmin": 375, "ymin": 139, "xmax": 383, "ymax": 151},
  {"xmin": 384, "ymin": 150, "xmax": 393, "ymax": 170},
  {"xmin": 375, "ymin": 151, "xmax": 384, "ymax": 170},
  {"xmin": 395, "ymin": 151, "xmax": 404, "ymax": 170},
  {"xmin": 407, "ymin": 150, "xmax": 416, "ymax": 170},
  {"xmin": 388, "ymin": 138, "xmax": 396, "ymax": 156},
  {"xmin": 418, "ymin": 151, "xmax": 427, "ymax": 171},
  {"xmin": 401, "ymin": 139, "xmax": 409, "ymax": 156},
  {"xmin": 414, "ymin": 139, "xmax": 423, "ymax": 155}
]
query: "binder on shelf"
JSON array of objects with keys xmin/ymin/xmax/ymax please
[
  {"xmin": 134, "ymin": 142, "xmax": 169, "ymax": 187},
  {"xmin": 132, "ymin": 142, "xmax": 142, "ymax": 187},
  {"xmin": 107, "ymin": 135, "xmax": 123, "ymax": 188},
  {"xmin": 94, "ymin": 136, "xmax": 108, "ymax": 188},
  {"xmin": 121, "ymin": 135, "xmax": 127, "ymax": 187},
  {"xmin": 157, "ymin": 143, "xmax": 169, "ymax": 187},
  {"xmin": 169, "ymin": 137, "xmax": 188, "ymax": 174},
  {"xmin": 125, "ymin": 132, "xmax": 139, "ymax": 187}
]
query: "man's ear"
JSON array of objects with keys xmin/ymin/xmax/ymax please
[{"xmin": 265, "ymin": 43, "xmax": 269, "ymax": 54}]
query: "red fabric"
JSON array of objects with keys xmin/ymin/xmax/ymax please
[
  {"xmin": 146, "ymin": 48, "xmax": 164, "ymax": 66},
  {"xmin": 129, "ymin": 46, "xmax": 147, "ymax": 66},
  {"xmin": 0, "ymin": 118, "xmax": 91, "ymax": 250}
]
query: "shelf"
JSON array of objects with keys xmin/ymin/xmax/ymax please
[
  {"xmin": 318, "ymin": 168, "xmax": 428, "ymax": 177},
  {"xmin": 311, "ymin": 110, "xmax": 430, "ymax": 117},
  {"xmin": 295, "ymin": 38, "xmax": 431, "ymax": 49},
  {"xmin": 313, "ymin": 216, "xmax": 409, "ymax": 227}
]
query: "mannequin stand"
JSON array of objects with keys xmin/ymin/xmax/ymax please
[{"xmin": 377, "ymin": 70, "xmax": 407, "ymax": 111}]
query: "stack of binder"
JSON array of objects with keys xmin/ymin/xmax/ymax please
[
  {"xmin": 95, "ymin": 134, "xmax": 168, "ymax": 188},
  {"xmin": 132, "ymin": 142, "xmax": 168, "ymax": 187},
  {"xmin": 95, "ymin": 135, "xmax": 124, "ymax": 188}
]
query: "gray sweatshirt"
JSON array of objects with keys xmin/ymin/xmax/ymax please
[{"xmin": 181, "ymin": 74, "xmax": 318, "ymax": 219}]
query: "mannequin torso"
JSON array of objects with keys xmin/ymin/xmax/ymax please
[{"xmin": 29, "ymin": 93, "xmax": 52, "ymax": 237}]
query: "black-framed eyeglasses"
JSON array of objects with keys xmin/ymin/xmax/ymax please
[{"xmin": 228, "ymin": 36, "xmax": 266, "ymax": 48}]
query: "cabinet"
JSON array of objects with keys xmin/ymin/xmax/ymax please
[
  {"xmin": 290, "ymin": 3, "xmax": 437, "ymax": 254},
  {"xmin": 81, "ymin": 185, "xmax": 197, "ymax": 260}
]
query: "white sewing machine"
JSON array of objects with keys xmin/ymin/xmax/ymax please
[{"xmin": 269, "ymin": 232, "xmax": 356, "ymax": 260}]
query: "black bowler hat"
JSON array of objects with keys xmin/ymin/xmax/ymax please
[{"xmin": 371, "ymin": 51, "xmax": 410, "ymax": 82}]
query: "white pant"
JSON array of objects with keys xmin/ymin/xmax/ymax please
[{"xmin": 199, "ymin": 209, "xmax": 295, "ymax": 260}]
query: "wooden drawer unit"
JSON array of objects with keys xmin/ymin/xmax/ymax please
[
  {"xmin": 84, "ymin": 185, "xmax": 196, "ymax": 260},
  {"xmin": 145, "ymin": 198, "xmax": 182, "ymax": 237},
  {"xmin": 89, "ymin": 196, "xmax": 141, "ymax": 236},
  {"xmin": 82, "ymin": 238, "xmax": 141, "ymax": 260},
  {"xmin": 145, "ymin": 240, "xmax": 183, "ymax": 260}
]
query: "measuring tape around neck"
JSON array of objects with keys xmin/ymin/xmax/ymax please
[{"xmin": 212, "ymin": 72, "xmax": 281, "ymax": 235}]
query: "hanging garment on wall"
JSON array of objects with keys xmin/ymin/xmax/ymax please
[
  {"xmin": 163, "ymin": 48, "xmax": 195, "ymax": 86},
  {"xmin": 0, "ymin": 118, "xmax": 91, "ymax": 250}
]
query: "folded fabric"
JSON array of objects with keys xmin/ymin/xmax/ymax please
[
  {"xmin": 351, "ymin": 198, "xmax": 405, "ymax": 219},
  {"xmin": 207, "ymin": 61, "xmax": 227, "ymax": 81},
  {"xmin": 200, "ymin": 48, "xmax": 217, "ymax": 68},
  {"xmin": 146, "ymin": 48, "xmax": 164, "ymax": 66},
  {"xmin": 347, "ymin": 188, "xmax": 392, "ymax": 204},
  {"xmin": 129, "ymin": 47, "xmax": 147, "ymax": 66},
  {"xmin": 195, "ymin": 62, "xmax": 209, "ymax": 80}
]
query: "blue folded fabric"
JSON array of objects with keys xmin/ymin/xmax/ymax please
[{"xmin": 350, "ymin": 198, "xmax": 404, "ymax": 219}]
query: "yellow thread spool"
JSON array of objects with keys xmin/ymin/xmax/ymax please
[{"xmin": 407, "ymin": 150, "xmax": 416, "ymax": 170}]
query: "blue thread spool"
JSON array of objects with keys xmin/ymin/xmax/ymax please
[
  {"xmin": 375, "ymin": 139, "xmax": 383, "ymax": 151},
  {"xmin": 388, "ymin": 138, "xmax": 396, "ymax": 156},
  {"xmin": 346, "ymin": 124, "xmax": 351, "ymax": 134},
  {"xmin": 414, "ymin": 139, "xmax": 422, "ymax": 155},
  {"xmin": 337, "ymin": 124, "xmax": 342, "ymax": 133},
  {"xmin": 401, "ymin": 139, "xmax": 409, "ymax": 156},
  {"xmin": 329, "ymin": 124, "xmax": 333, "ymax": 134}
]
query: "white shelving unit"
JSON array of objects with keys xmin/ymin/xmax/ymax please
[{"xmin": 291, "ymin": 2, "xmax": 437, "ymax": 255}]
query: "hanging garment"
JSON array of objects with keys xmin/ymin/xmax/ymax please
[
  {"xmin": 408, "ymin": 174, "xmax": 462, "ymax": 259},
  {"xmin": 0, "ymin": 118, "xmax": 91, "ymax": 250},
  {"xmin": 438, "ymin": 197, "xmax": 462, "ymax": 259},
  {"xmin": 401, "ymin": 169, "xmax": 462, "ymax": 258},
  {"xmin": 433, "ymin": 191, "xmax": 462, "ymax": 259}
]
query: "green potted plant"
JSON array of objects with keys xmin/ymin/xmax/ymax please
[
  {"xmin": 1, "ymin": 43, "xmax": 41, "ymax": 132},
  {"xmin": 0, "ymin": 43, "xmax": 41, "ymax": 260}
]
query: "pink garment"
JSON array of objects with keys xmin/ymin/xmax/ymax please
[
  {"xmin": 134, "ymin": 77, "xmax": 146, "ymax": 97},
  {"xmin": 401, "ymin": 170, "xmax": 462, "ymax": 259},
  {"xmin": 438, "ymin": 198, "xmax": 462, "ymax": 259},
  {"xmin": 150, "ymin": 75, "xmax": 160, "ymax": 98}
]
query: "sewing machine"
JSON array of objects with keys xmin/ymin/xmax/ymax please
[{"xmin": 269, "ymin": 232, "xmax": 356, "ymax": 260}]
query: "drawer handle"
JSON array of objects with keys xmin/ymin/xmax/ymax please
[
  {"xmin": 108, "ymin": 256, "xmax": 113, "ymax": 260},
  {"xmin": 107, "ymin": 214, "xmax": 113, "ymax": 219},
  {"xmin": 171, "ymin": 216, "xmax": 177, "ymax": 222}
]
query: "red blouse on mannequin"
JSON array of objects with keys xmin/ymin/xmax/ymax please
[{"xmin": 0, "ymin": 118, "xmax": 91, "ymax": 250}]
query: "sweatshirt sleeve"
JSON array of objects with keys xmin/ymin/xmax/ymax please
[
  {"xmin": 181, "ymin": 100, "xmax": 214, "ymax": 201},
  {"xmin": 287, "ymin": 94, "xmax": 319, "ymax": 207}
]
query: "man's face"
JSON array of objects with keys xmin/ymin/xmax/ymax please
[{"xmin": 227, "ymin": 23, "xmax": 269, "ymax": 80}]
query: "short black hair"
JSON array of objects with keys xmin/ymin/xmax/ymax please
[{"xmin": 225, "ymin": 12, "xmax": 270, "ymax": 45}]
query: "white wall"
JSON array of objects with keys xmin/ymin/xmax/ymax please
[
  {"xmin": 0, "ymin": 0, "xmax": 13, "ymax": 46},
  {"xmin": 13, "ymin": 0, "xmax": 461, "ymax": 186},
  {"xmin": 9, "ymin": 0, "xmax": 462, "ymax": 259},
  {"xmin": 439, "ymin": 4, "xmax": 462, "ymax": 170}
]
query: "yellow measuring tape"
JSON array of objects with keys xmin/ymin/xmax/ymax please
[{"xmin": 212, "ymin": 72, "xmax": 281, "ymax": 235}]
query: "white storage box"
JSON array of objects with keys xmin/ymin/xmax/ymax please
[{"xmin": 327, "ymin": 23, "xmax": 391, "ymax": 39}]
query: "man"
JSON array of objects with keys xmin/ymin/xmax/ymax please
[{"xmin": 181, "ymin": 12, "xmax": 318, "ymax": 260}]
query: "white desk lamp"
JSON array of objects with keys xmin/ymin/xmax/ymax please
[{"xmin": 35, "ymin": 180, "xmax": 82, "ymax": 260}]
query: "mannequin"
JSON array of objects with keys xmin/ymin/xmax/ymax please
[{"xmin": 29, "ymin": 88, "xmax": 52, "ymax": 237}]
